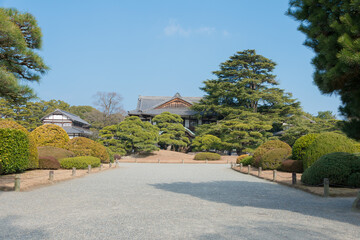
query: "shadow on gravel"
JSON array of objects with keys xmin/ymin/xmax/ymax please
[
  {"xmin": 0, "ymin": 215, "xmax": 49, "ymax": 239},
  {"xmin": 151, "ymin": 180, "xmax": 360, "ymax": 226}
]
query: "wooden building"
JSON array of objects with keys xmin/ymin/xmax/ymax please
[
  {"xmin": 41, "ymin": 109, "xmax": 92, "ymax": 139},
  {"xmin": 128, "ymin": 93, "xmax": 215, "ymax": 136}
]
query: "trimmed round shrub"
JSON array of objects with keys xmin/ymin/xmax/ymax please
[
  {"xmin": 39, "ymin": 156, "xmax": 60, "ymax": 169},
  {"xmin": 38, "ymin": 146, "xmax": 75, "ymax": 160},
  {"xmin": 253, "ymin": 140, "xmax": 292, "ymax": 167},
  {"xmin": 0, "ymin": 128, "xmax": 29, "ymax": 174},
  {"xmin": 281, "ymin": 160, "xmax": 303, "ymax": 173},
  {"xmin": 31, "ymin": 124, "xmax": 70, "ymax": 148},
  {"xmin": 59, "ymin": 156, "xmax": 101, "ymax": 169},
  {"xmin": 194, "ymin": 152, "xmax": 221, "ymax": 160},
  {"xmin": 260, "ymin": 148, "xmax": 290, "ymax": 170},
  {"xmin": 0, "ymin": 119, "xmax": 39, "ymax": 169},
  {"xmin": 292, "ymin": 133, "xmax": 319, "ymax": 160},
  {"xmin": 236, "ymin": 154, "xmax": 249, "ymax": 164},
  {"xmin": 302, "ymin": 132, "xmax": 358, "ymax": 170},
  {"xmin": 301, "ymin": 152, "xmax": 360, "ymax": 187},
  {"xmin": 67, "ymin": 137, "xmax": 109, "ymax": 163},
  {"xmin": 239, "ymin": 156, "xmax": 253, "ymax": 166}
]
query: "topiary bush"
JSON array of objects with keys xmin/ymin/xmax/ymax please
[
  {"xmin": 302, "ymin": 132, "xmax": 358, "ymax": 170},
  {"xmin": 301, "ymin": 152, "xmax": 360, "ymax": 187},
  {"xmin": 0, "ymin": 119, "xmax": 39, "ymax": 169},
  {"xmin": 281, "ymin": 160, "xmax": 303, "ymax": 173},
  {"xmin": 260, "ymin": 148, "xmax": 290, "ymax": 170},
  {"xmin": 253, "ymin": 140, "xmax": 292, "ymax": 167},
  {"xmin": 238, "ymin": 156, "xmax": 253, "ymax": 166},
  {"xmin": 59, "ymin": 156, "xmax": 101, "ymax": 169},
  {"xmin": 292, "ymin": 133, "xmax": 319, "ymax": 161},
  {"xmin": 66, "ymin": 137, "xmax": 109, "ymax": 163},
  {"xmin": 38, "ymin": 146, "xmax": 75, "ymax": 160},
  {"xmin": 194, "ymin": 152, "xmax": 221, "ymax": 160},
  {"xmin": 236, "ymin": 154, "xmax": 249, "ymax": 164},
  {"xmin": 0, "ymin": 128, "xmax": 29, "ymax": 174},
  {"xmin": 31, "ymin": 124, "xmax": 70, "ymax": 148},
  {"xmin": 39, "ymin": 156, "xmax": 60, "ymax": 169}
]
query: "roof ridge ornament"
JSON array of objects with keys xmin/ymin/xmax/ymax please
[{"xmin": 174, "ymin": 92, "xmax": 181, "ymax": 98}]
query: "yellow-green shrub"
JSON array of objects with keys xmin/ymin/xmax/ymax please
[
  {"xmin": 0, "ymin": 128, "xmax": 29, "ymax": 174},
  {"xmin": 59, "ymin": 156, "xmax": 101, "ymax": 169},
  {"xmin": 194, "ymin": 152, "xmax": 221, "ymax": 160},
  {"xmin": 31, "ymin": 124, "xmax": 69, "ymax": 148},
  {"xmin": 38, "ymin": 146, "xmax": 75, "ymax": 160},
  {"xmin": 0, "ymin": 119, "xmax": 38, "ymax": 169},
  {"xmin": 236, "ymin": 154, "xmax": 249, "ymax": 164},
  {"xmin": 292, "ymin": 133, "xmax": 319, "ymax": 161},
  {"xmin": 67, "ymin": 137, "xmax": 109, "ymax": 163},
  {"xmin": 253, "ymin": 140, "xmax": 292, "ymax": 167}
]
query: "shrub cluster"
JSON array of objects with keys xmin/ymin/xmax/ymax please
[
  {"xmin": 281, "ymin": 160, "xmax": 303, "ymax": 173},
  {"xmin": 236, "ymin": 154, "xmax": 249, "ymax": 164},
  {"xmin": 302, "ymin": 132, "xmax": 358, "ymax": 169},
  {"xmin": 194, "ymin": 152, "xmax": 221, "ymax": 160},
  {"xmin": 238, "ymin": 156, "xmax": 253, "ymax": 166},
  {"xmin": 292, "ymin": 133, "xmax": 318, "ymax": 160},
  {"xmin": 0, "ymin": 128, "xmax": 29, "ymax": 174},
  {"xmin": 59, "ymin": 156, "xmax": 101, "ymax": 169},
  {"xmin": 301, "ymin": 152, "xmax": 360, "ymax": 187},
  {"xmin": 31, "ymin": 124, "xmax": 70, "ymax": 148},
  {"xmin": 260, "ymin": 148, "xmax": 290, "ymax": 170},
  {"xmin": 39, "ymin": 156, "xmax": 60, "ymax": 169},
  {"xmin": 38, "ymin": 146, "xmax": 75, "ymax": 160},
  {"xmin": 253, "ymin": 140, "xmax": 291, "ymax": 168},
  {"xmin": 0, "ymin": 119, "xmax": 39, "ymax": 169},
  {"xmin": 67, "ymin": 137, "xmax": 109, "ymax": 163}
]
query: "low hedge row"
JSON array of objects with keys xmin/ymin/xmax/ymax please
[
  {"xmin": 194, "ymin": 152, "xmax": 221, "ymax": 160},
  {"xmin": 59, "ymin": 156, "xmax": 101, "ymax": 169},
  {"xmin": 39, "ymin": 156, "xmax": 61, "ymax": 169}
]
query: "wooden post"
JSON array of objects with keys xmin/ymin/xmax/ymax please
[
  {"xmin": 352, "ymin": 191, "xmax": 360, "ymax": 210},
  {"xmin": 49, "ymin": 171, "xmax": 54, "ymax": 181},
  {"xmin": 100, "ymin": 164, "xmax": 103, "ymax": 171},
  {"xmin": 158, "ymin": 159, "xmax": 160, "ymax": 164},
  {"xmin": 87, "ymin": 165, "xmax": 91, "ymax": 174},
  {"xmin": 273, "ymin": 170, "xmax": 277, "ymax": 181},
  {"xmin": 258, "ymin": 167, "xmax": 262, "ymax": 177},
  {"xmin": 240, "ymin": 163, "xmax": 243, "ymax": 171},
  {"xmin": 72, "ymin": 167, "xmax": 76, "ymax": 176},
  {"xmin": 292, "ymin": 172, "xmax": 297, "ymax": 185},
  {"xmin": 115, "ymin": 160, "xmax": 119, "ymax": 168},
  {"xmin": 248, "ymin": 165, "xmax": 251, "ymax": 174},
  {"xmin": 14, "ymin": 174, "xmax": 20, "ymax": 192},
  {"xmin": 324, "ymin": 178, "xmax": 330, "ymax": 197}
]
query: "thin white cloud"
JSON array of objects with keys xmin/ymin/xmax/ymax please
[{"xmin": 163, "ymin": 19, "xmax": 228, "ymax": 37}]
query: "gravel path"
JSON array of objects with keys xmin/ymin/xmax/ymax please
[{"xmin": 0, "ymin": 163, "xmax": 359, "ymax": 240}]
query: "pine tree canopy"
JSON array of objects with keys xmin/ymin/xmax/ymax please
[
  {"xmin": 0, "ymin": 8, "xmax": 48, "ymax": 102},
  {"xmin": 287, "ymin": 0, "xmax": 360, "ymax": 139}
]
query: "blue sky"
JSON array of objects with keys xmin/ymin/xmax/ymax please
[{"xmin": 1, "ymin": 0, "xmax": 342, "ymax": 116}]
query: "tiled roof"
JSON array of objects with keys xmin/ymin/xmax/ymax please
[{"xmin": 41, "ymin": 109, "xmax": 90, "ymax": 126}]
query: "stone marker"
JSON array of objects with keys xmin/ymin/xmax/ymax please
[
  {"xmin": 72, "ymin": 167, "xmax": 76, "ymax": 176},
  {"xmin": 292, "ymin": 172, "xmax": 297, "ymax": 185},
  {"xmin": 87, "ymin": 165, "xmax": 91, "ymax": 174},
  {"xmin": 258, "ymin": 167, "xmax": 262, "ymax": 177},
  {"xmin": 248, "ymin": 165, "xmax": 251, "ymax": 174},
  {"xmin": 352, "ymin": 191, "xmax": 360, "ymax": 210},
  {"xmin": 109, "ymin": 162, "xmax": 112, "ymax": 168},
  {"xmin": 273, "ymin": 170, "xmax": 277, "ymax": 181},
  {"xmin": 158, "ymin": 159, "xmax": 160, "ymax": 164},
  {"xmin": 14, "ymin": 174, "xmax": 20, "ymax": 191},
  {"xmin": 240, "ymin": 163, "xmax": 243, "ymax": 171},
  {"xmin": 49, "ymin": 171, "xmax": 54, "ymax": 181},
  {"xmin": 324, "ymin": 178, "xmax": 330, "ymax": 197}
]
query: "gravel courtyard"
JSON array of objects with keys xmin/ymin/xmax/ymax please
[{"xmin": 0, "ymin": 163, "xmax": 359, "ymax": 240}]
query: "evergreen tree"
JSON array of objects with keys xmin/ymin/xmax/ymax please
[
  {"xmin": 0, "ymin": 8, "xmax": 48, "ymax": 101},
  {"xmin": 152, "ymin": 112, "xmax": 190, "ymax": 151},
  {"xmin": 287, "ymin": 0, "xmax": 360, "ymax": 140}
]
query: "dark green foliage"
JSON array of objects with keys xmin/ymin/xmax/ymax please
[
  {"xmin": 238, "ymin": 156, "xmax": 253, "ymax": 166},
  {"xmin": 59, "ymin": 156, "xmax": 101, "ymax": 169},
  {"xmin": 260, "ymin": 148, "xmax": 290, "ymax": 170},
  {"xmin": 38, "ymin": 146, "xmax": 75, "ymax": 160},
  {"xmin": 301, "ymin": 152, "xmax": 360, "ymax": 187},
  {"xmin": 348, "ymin": 173, "xmax": 360, "ymax": 188},
  {"xmin": 0, "ymin": 8, "xmax": 49, "ymax": 101},
  {"xmin": 0, "ymin": 128, "xmax": 29, "ymax": 174},
  {"xmin": 281, "ymin": 160, "xmax": 303, "ymax": 173},
  {"xmin": 287, "ymin": 1, "xmax": 360, "ymax": 140},
  {"xmin": 38, "ymin": 156, "xmax": 60, "ymax": 169},
  {"xmin": 302, "ymin": 132, "xmax": 358, "ymax": 169},
  {"xmin": 152, "ymin": 112, "xmax": 189, "ymax": 151},
  {"xmin": 253, "ymin": 140, "xmax": 292, "ymax": 167},
  {"xmin": 107, "ymin": 148, "xmax": 114, "ymax": 163},
  {"xmin": 99, "ymin": 116, "xmax": 158, "ymax": 154},
  {"xmin": 194, "ymin": 152, "xmax": 221, "ymax": 160},
  {"xmin": 292, "ymin": 133, "xmax": 319, "ymax": 160}
]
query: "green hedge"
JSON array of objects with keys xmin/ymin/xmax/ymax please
[
  {"xmin": 302, "ymin": 132, "xmax": 358, "ymax": 170},
  {"xmin": 59, "ymin": 156, "xmax": 101, "ymax": 169},
  {"xmin": 301, "ymin": 152, "xmax": 360, "ymax": 187},
  {"xmin": 39, "ymin": 156, "xmax": 60, "ymax": 169},
  {"xmin": 253, "ymin": 140, "xmax": 292, "ymax": 167},
  {"xmin": 260, "ymin": 148, "xmax": 290, "ymax": 170},
  {"xmin": 292, "ymin": 133, "xmax": 319, "ymax": 160},
  {"xmin": 0, "ymin": 128, "xmax": 29, "ymax": 174},
  {"xmin": 238, "ymin": 156, "xmax": 253, "ymax": 166},
  {"xmin": 194, "ymin": 152, "xmax": 221, "ymax": 160}
]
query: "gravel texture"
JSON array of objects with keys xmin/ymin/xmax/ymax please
[{"xmin": 0, "ymin": 163, "xmax": 359, "ymax": 240}]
